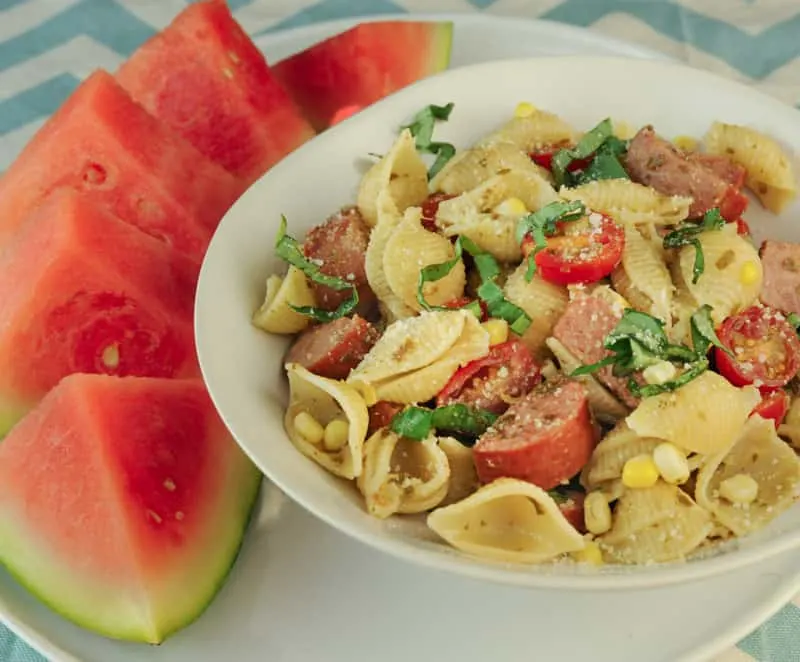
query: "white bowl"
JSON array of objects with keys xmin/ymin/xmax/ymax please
[{"xmin": 195, "ymin": 55, "xmax": 800, "ymax": 590}]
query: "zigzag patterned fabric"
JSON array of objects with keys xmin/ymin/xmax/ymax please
[{"xmin": 0, "ymin": 1, "xmax": 799, "ymax": 661}]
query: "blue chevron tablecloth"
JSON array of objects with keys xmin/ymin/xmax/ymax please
[{"xmin": 1, "ymin": 1, "xmax": 800, "ymax": 661}]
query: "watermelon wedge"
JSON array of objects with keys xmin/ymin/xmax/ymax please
[
  {"xmin": 0, "ymin": 373, "xmax": 261, "ymax": 643},
  {"xmin": 0, "ymin": 69, "xmax": 242, "ymax": 260},
  {"xmin": 272, "ymin": 21, "xmax": 454, "ymax": 131},
  {"xmin": 117, "ymin": 0, "xmax": 316, "ymax": 186},
  {"xmin": 0, "ymin": 189, "xmax": 201, "ymax": 435}
]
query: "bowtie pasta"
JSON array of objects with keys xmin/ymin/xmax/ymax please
[{"xmin": 255, "ymin": 101, "xmax": 800, "ymax": 567}]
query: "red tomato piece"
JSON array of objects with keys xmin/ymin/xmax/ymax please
[
  {"xmin": 734, "ymin": 217, "xmax": 751, "ymax": 237},
  {"xmin": 750, "ymin": 390, "xmax": 790, "ymax": 428},
  {"xmin": 420, "ymin": 192, "xmax": 455, "ymax": 232},
  {"xmin": 714, "ymin": 306, "xmax": 800, "ymax": 392},
  {"xmin": 523, "ymin": 214, "xmax": 625, "ymax": 286},
  {"xmin": 719, "ymin": 186, "xmax": 749, "ymax": 222},
  {"xmin": 556, "ymin": 490, "xmax": 587, "ymax": 533},
  {"xmin": 529, "ymin": 148, "xmax": 591, "ymax": 173},
  {"xmin": 436, "ymin": 339, "xmax": 540, "ymax": 415}
]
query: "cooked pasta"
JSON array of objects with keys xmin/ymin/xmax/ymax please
[
  {"xmin": 358, "ymin": 429, "xmax": 450, "ymax": 518},
  {"xmin": 357, "ymin": 128, "xmax": 429, "ymax": 227},
  {"xmin": 503, "ymin": 263, "xmax": 569, "ymax": 358},
  {"xmin": 252, "ymin": 266, "xmax": 316, "ymax": 334},
  {"xmin": 256, "ymin": 105, "xmax": 800, "ymax": 568},
  {"xmin": 559, "ymin": 179, "xmax": 691, "ymax": 226},
  {"xmin": 434, "ymin": 170, "xmax": 559, "ymax": 262},
  {"xmin": 611, "ymin": 225, "xmax": 673, "ymax": 324},
  {"xmin": 599, "ymin": 481, "xmax": 713, "ymax": 564},
  {"xmin": 431, "ymin": 141, "xmax": 549, "ymax": 195},
  {"xmin": 285, "ymin": 364, "xmax": 370, "ymax": 479},
  {"xmin": 427, "ymin": 478, "xmax": 586, "ymax": 564},
  {"xmin": 626, "ymin": 371, "xmax": 761, "ymax": 455},
  {"xmin": 704, "ymin": 121, "xmax": 797, "ymax": 213},
  {"xmin": 478, "ymin": 110, "xmax": 578, "ymax": 152},
  {"xmin": 670, "ymin": 225, "xmax": 762, "ymax": 325},
  {"xmin": 695, "ymin": 416, "xmax": 800, "ymax": 535}
]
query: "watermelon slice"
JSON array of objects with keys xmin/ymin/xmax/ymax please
[
  {"xmin": 117, "ymin": 0, "xmax": 316, "ymax": 186},
  {"xmin": 0, "ymin": 373, "xmax": 261, "ymax": 643},
  {"xmin": 0, "ymin": 69, "xmax": 243, "ymax": 260},
  {"xmin": 272, "ymin": 21, "xmax": 454, "ymax": 131},
  {"xmin": 0, "ymin": 189, "xmax": 201, "ymax": 435}
]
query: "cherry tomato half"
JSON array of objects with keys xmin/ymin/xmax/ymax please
[
  {"xmin": 719, "ymin": 186, "xmax": 749, "ymax": 222},
  {"xmin": 436, "ymin": 339, "xmax": 540, "ymax": 415},
  {"xmin": 714, "ymin": 306, "xmax": 800, "ymax": 392},
  {"xmin": 750, "ymin": 390, "xmax": 790, "ymax": 428},
  {"xmin": 522, "ymin": 214, "xmax": 625, "ymax": 286},
  {"xmin": 420, "ymin": 192, "xmax": 455, "ymax": 232},
  {"xmin": 529, "ymin": 147, "xmax": 591, "ymax": 173}
]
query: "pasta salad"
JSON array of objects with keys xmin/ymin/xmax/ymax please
[{"xmin": 252, "ymin": 101, "xmax": 800, "ymax": 566}]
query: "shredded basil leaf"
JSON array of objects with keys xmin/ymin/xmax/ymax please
[
  {"xmin": 690, "ymin": 304, "xmax": 732, "ymax": 357},
  {"xmin": 516, "ymin": 200, "xmax": 586, "ymax": 281},
  {"xmin": 662, "ymin": 208, "xmax": 726, "ymax": 284},
  {"xmin": 402, "ymin": 103, "xmax": 456, "ymax": 180},
  {"xmin": 571, "ymin": 136, "xmax": 630, "ymax": 185},
  {"xmin": 569, "ymin": 307, "xmax": 716, "ymax": 396},
  {"xmin": 551, "ymin": 118, "xmax": 614, "ymax": 185},
  {"xmin": 274, "ymin": 216, "xmax": 358, "ymax": 322},
  {"xmin": 389, "ymin": 404, "xmax": 498, "ymax": 441},
  {"xmin": 417, "ymin": 235, "xmax": 531, "ymax": 334}
]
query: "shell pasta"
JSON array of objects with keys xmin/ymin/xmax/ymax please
[{"xmin": 254, "ymin": 101, "xmax": 800, "ymax": 568}]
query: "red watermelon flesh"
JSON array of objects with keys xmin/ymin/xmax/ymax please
[
  {"xmin": 0, "ymin": 373, "xmax": 262, "ymax": 643},
  {"xmin": 117, "ymin": 0, "xmax": 316, "ymax": 186},
  {"xmin": 0, "ymin": 189, "xmax": 200, "ymax": 435},
  {"xmin": 272, "ymin": 21, "xmax": 454, "ymax": 131},
  {"xmin": 0, "ymin": 69, "xmax": 242, "ymax": 260}
]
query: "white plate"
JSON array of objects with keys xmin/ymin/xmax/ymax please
[
  {"xmin": 1, "ymin": 13, "xmax": 794, "ymax": 662},
  {"xmin": 197, "ymin": 54, "xmax": 800, "ymax": 590}
]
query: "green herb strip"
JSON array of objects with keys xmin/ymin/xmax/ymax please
[
  {"xmin": 274, "ymin": 216, "xmax": 358, "ymax": 322},
  {"xmin": 662, "ymin": 208, "xmax": 726, "ymax": 284},
  {"xmin": 389, "ymin": 404, "xmax": 498, "ymax": 441},
  {"xmin": 515, "ymin": 200, "xmax": 587, "ymax": 281},
  {"xmin": 551, "ymin": 119, "xmax": 630, "ymax": 187},
  {"xmin": 402, "ymin": 103, "xmax": 456, "ymax": 180}
]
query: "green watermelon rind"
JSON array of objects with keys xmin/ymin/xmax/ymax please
[
  {"xmin": 428, "ymin": 22, "xmax": 454, "ymax": 72},
  {"xmin": 0, "ymin": 473, "xmax": 263, "ymax": 644}
]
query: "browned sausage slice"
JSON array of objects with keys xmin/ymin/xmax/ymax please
[
  {"xmin": 302, "ymin": 206, "xmax": 377, "ymax": 316},
  {"xmin": 759, "ymin": 240, "xmax": 800, "ymax": 315},
  {"xmin": 625, "ymin": 126, "xmax": 728, "ymax": 219},
  {"xmin": 551, "ymin": 294, "xmax": 640, "ymax": 408},
  {"xmin": 473, "ymin": 378, "xmax": 599, "ymax": 490},
  {"xmin": 285, "ymin": 315, "xmax": 378, "ymax": 380}
]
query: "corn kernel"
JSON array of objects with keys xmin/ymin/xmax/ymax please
[
  {"xmin": 494, "ymin": 197, "xmax": 528, "ymax": 216},
  {"xmin": 673, "ymin": 135, "xmax": 698, "ymax": 152},
  {"xmin": 514, "ymin": 101, "xmax": 537, "ymax": 118},
  {"xmin": 572, "ymin": 540, "xmax": 604, "ymax": 565},
  {"xmin": 719, "ymin": 473, "xmax": 759, "ymax": 504},
  {"xmin": 583, "ymin": 491, "xmax": 612, "ymax": 535},
  {"xmin": 621, "ymin": 454, "xmax": 660, "ymax": 489},
  {"xmin": 739, "ymin": 261, "xmax": 760, "ymax": 286},
  {"xmin": 293, "ymin": 411, "xmax": 324, "ymax": 445},
  {"xmin": 323, "ymin": 419, "xmax": 350, "ymax": 452},
  {"xmin": 642, "ymin": 360, "xmax": 677, "ymax": 386},
  {"xmin": 482, "ymin": 319, "xmax": 509, "ymax": 346},
  {"xmin": 653, "ymin": 442, "xmax": 690, "ymax": 485}
]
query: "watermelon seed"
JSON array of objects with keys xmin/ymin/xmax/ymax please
[
  {"xmin": 175, "ymin": 511, "xmax": 185, "ymax": 521},
  {"xmin": 227, "ymin": 50, "xmax": 240, "ymax": 64},
  {"xmin": 147, "ymin": 509, "xmax": 163, "ymax": 524},
  {"xmin": 222, "ymin": 67, "xmax": 234, "ymax": 80},
  {"xmin": 102, "ymin": 344, "xmax": 120, "ymax": 369},
  {"xmin": 164, "ymin": 478, "xmax": 176, "ymax": 492}
]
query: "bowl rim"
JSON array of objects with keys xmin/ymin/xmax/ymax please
[{"xmin": 196, "ymin": 53, "xmax": 800, "ymax": 590}]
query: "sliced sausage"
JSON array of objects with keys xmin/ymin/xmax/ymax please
[
  {"xmin": 551, "ymin": 294, "xmax": 640, "ymax": 408},
  {"xmin": 687, "ymin": 153, "xmax": 747, "ymax": 188},
  {"xmin": 759, "ymin": 240, "xmax": 800, "ymax": 315},
  {"xmin": 625, "ymin": 126, "xmax": 735, "ymax": 219},
  {"xmin": 302, "ymin": 206, "xmax": 377, "ymax": 316},
  {"xmin": 473, "ymin": 378, "xmax": 599, "ymax": 490},
  {"xmin": 368, "ymin": 400, "xmax": 403, "ymax": 435},
  {"xmin": 436, "ymin": 339, "xmax": 540, "ymax": 415},
  {"xmin": 285, "ymin": 314, "xmax": 378, "ymax": 380}
]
